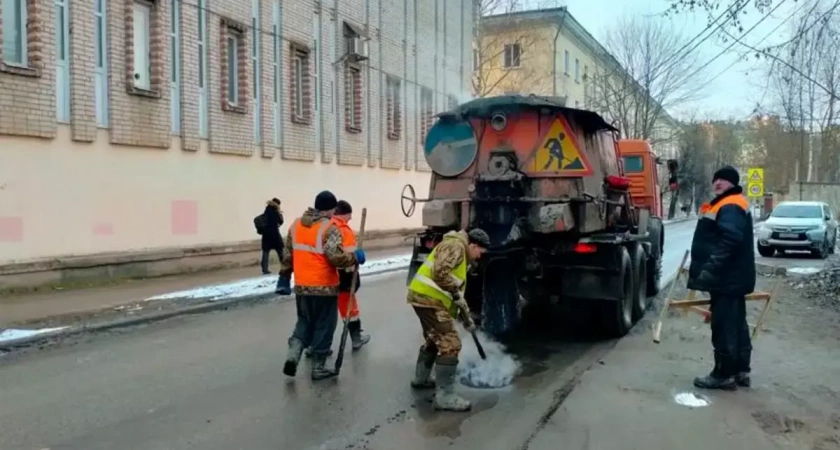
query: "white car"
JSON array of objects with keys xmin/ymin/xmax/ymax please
[{"xmin": 756, "ymin": 201, "xmax": 838, "ymax": 259}]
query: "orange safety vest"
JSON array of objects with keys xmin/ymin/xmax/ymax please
[
  {"xmin": 330, "ymin": 217, "xmax": 357, "ymax": 251},
  {"xmin": 698, "ymin": 194, "xmax": 749, "ymax": 219},
  {"xmin": 290, "ymin": 218, "xmax": 340, "ymax": 287}
]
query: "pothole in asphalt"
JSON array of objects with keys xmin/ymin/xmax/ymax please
[
  {"xmin": 673, "ymin": 391, "xmax": 711, "ymax": 407},
  {"xmin": 458, "ymin": 356, "xmax": 521, "ymax": 388}
]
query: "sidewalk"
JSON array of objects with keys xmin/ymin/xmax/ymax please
[
  {"xmin": 527, "ymin": 272, "xmax": 840, "ymax": 450},
  {"xmin": 0, "ymin": 247, "xmax": 411, "ymax": 330}
]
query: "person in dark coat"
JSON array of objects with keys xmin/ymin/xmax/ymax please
[
  {"xmin": 687, "ymin": 166, "xmax": 756, "ymax": 390},
  {"xmin": 261, "ymin": 198, "xmax": 285, "ymax": 275}
]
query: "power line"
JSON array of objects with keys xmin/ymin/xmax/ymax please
[
  {"xmin": 681, "ymin": 0, "xmax": 789, "ymax": 85},
  {"xmin": 174, "ymin": 0, "xmax": 466, "ymax": 101},
  {"xmin": 658, "ymin": 0, "xmax": 743, "ymax": 72},
  {"xmin": 706, "ymin": 0, "xmax": 805, "ymax": 87}
]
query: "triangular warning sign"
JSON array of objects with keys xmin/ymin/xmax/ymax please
[
  {"xmin": 533, "ymin": 117, "xmax": 593, "ymax": 175},
  {"xmin": 750, "ymin": 171, "xmax": 762, "ymax": 181}
]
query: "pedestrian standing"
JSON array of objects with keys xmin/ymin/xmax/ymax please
[
  {"xmin": 304, "ymin": 199, "xmax": 370, "ymax": 358},
  {"xmin": 688, "ymin": 165, "xmax": 756, "ymax": 390},
  {"xmin": 259, "ymin": 198, "xmax": 284, "ymax": 275},
  {"xmin": 279, "ymin": 191, "xmax": 366, "ymax": 381},
  {"xmin": 407, "ymin": 228, "xmax": 490, "ymax": 412}
]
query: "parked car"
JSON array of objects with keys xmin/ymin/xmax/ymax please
[{"xmin": 755, "ymin": 201, "xmax": 838, "ymax": 259}]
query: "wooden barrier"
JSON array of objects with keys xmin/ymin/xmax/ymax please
[{"xmin": 652, "ymin": 249, "xmax": 780, "ymax": 343}]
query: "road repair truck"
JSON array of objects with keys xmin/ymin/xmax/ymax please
[{"xmin": 400, "ymin": 95, "xmax": 677, "ymax": 337}]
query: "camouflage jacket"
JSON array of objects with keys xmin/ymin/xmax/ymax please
[
  {"xmin": 407, "ymin": 230, "xmax": 470, "ymax": 308},
  {"xmin": 280, "ymin": 208, "xmax": 358, "ymax": 296}
]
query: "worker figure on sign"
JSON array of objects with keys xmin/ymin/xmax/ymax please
[
  {"xmin": 688, "ymin": 166, "xmax": 756, "ymax": 390},
  {"xmin": 543, "ymin": 133, "xmax": 567, "ymax": 170},
  {"xmin": 279, "ymin": 191, "xmax": 367, "ymax": 381},
  {"xmin": 407, "ymin": 228, "xmax": 490, "ymax": 412}
]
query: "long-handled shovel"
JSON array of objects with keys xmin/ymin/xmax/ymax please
[{"xmin": 334, "ymin": 208, "xmax": 367, "ymax": 374}]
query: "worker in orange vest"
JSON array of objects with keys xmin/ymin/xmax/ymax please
[
  {"xmin": 304, "ymin": 199, "xmax": 371, "ymax": 357},
  {"xmin": 278, "ymin": 191, "xmax": 366, "ymax": 380}
]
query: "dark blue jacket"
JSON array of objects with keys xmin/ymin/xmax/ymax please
[{"xmin": 687, "ymin": 186, "xmax": 756, "ymax": 295}]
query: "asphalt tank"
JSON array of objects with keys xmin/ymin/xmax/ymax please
[{"xmin": 401, "ymin": 95, "xmax": 655, "ymax": 336}]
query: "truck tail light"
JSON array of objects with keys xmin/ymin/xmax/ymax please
[{"xmin": 574, "ymin": 243, "xmax": 597, "ymax": 254}]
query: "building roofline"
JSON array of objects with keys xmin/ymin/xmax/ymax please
[{"xmin": 481, "ymin": 7, "xmax": 678, "ymax": 126}]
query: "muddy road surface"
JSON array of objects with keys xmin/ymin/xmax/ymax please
[
  {"xmin": 1, "ymin": 271, "xmax": 613, "ymax": 450},
  {"xmin": 0, "ymin": 220, "xmax": 701, "ymax": 449}
]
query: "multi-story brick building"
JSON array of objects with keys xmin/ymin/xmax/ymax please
[{"xmin": 0, "ymin": 0, "xmax": 474, "ymax": 263}]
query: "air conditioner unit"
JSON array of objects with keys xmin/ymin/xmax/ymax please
[{"xmin": 347, "ymin": 36, "xmax": 369, "ymax": 61}]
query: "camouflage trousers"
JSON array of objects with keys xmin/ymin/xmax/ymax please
[{"xmin": 412, "ymin": 304, "xmax": 462, "ymax": 362}]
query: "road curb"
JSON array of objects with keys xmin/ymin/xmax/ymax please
[{"xmin": 0, "ymin": 264, "xmax": 411, "ymax": 351}]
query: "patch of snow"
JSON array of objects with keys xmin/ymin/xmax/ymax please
[
  {"xmin": 457, "ymin": 329, "xmax": 521, "ymax": 389},
  {"xmin": 0, "ymin": 327, "xmax": 69, "ymax": 344},
  {"xmin": 145, "ymin": 254, "xmax": 412, "ymax": 302},
  {"xmin": 673, "ymin": 391, "xmax": 711, "ymax": 407},
  {"xmin": 787, "ymin": 267, "xmax": 822, "ymax": 275}
]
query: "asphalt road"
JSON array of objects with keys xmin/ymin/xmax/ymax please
[{"xmin": 0, "ymin": 221, "xmax": 702, "ymax": 450}]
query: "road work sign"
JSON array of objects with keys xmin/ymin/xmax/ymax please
[
  {"xmin": 747, "ymin": 167, "xmax": 764, "ymax": 198},
  {"xmin": 532, "ymin": 116, "xmax": 593, "ymax": 176}
]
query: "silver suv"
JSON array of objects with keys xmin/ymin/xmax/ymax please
[{"xmin": 756, "ymin": 201, "xmax": 838, "ymax": 259}]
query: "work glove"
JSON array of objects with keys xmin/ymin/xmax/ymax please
[
  {"xmin": 696, "ymin": 270, "xmax": 716, "ymax": 287},
  {"xmin": 452, "ymin": 292, "xmax": 470, "ymax": 317},
  {"xmin": 275, "ymin": 275, "xmax": 292, "ymax": 295},
  {"xmin": 460, "ymin": 312, "xmax": 477, "ymax": 333},
  {"xmin": 353, "ymin": 249, "xmax": 367, "ymax": 265}
]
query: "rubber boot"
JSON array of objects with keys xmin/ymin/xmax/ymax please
[
  {"xmin": 311, "ymin": 352, "xmax": 338, "ymax": 381},
  {"xmin": 349, "ymin": 320, "xmax": 371, "ymax": 350},
  {"xmin": 410, "ymin": 347, "xmax": 436, "ymax": 390},
  {"xmin": 283, "ymin": 338, "xmax": 304, "ymax": 377},
  {"xmin": 433, "ymin": 362, "xmax": 471, "ymax": 412},
  {"xmin": 736, "ymin": 372, "xmax": 751, "ymax": 387}
]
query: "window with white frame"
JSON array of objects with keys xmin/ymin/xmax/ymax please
[
  {"xmin": 227, "ymin": 34, "xmax": 239, "ymax": 105},
  {"xmin": 170, "ymin": 0, "xmax": 181, "ymax": 134},
  {"xmin": 55, "ymin": 0, "xmax": 70, "ymax": 122},
  {"xmin": 132, "ymin": 2, "xmax": 152, "ymax": 90},
  {"xmin": 564, "ymin": 50, "xmax": 570, "ymax": 75},
  {"xmin": 94, "ymin": 0, "xmax": 109, "ymax": 126},
  {"xmin": 385, "ymin": 75, "xmax": 401, "ymax": 140},
  {"xmin": 289, "ymin": 43, "xmax": 311, "ymax": 124},
  {"xmin": 503, "ymin": 43, "xmax": 520, "ymax": 69},
  {"xmin": 197, "ymin": 0, "xmax": 208, "ymax": 137},
  {"xmin": 252, "ymin": 0, "xmax": 261, "ymax": 144},
  {"xmin": 574, "ymin": 58, "xmax": 580, "ymax": 83},
  {"xmin": 2, "ymin": 0, "xmax": 27, "ymax": 66}
]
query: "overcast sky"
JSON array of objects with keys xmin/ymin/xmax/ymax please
[{"xmin": 552, "ymin": 0, "xmax": 801, "ymax": 121}]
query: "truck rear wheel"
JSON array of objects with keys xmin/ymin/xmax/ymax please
[
  {"xmin": 599, "ymin": 246, "xmax": 634, "ymax": 338},
  {"xmin": 646, "ymin": 218, "xmax": 663, "ymax": 296}
]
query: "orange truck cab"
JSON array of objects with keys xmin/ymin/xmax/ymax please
[{"xmin": 617, "ymin": 139, "xmax": 666, "ymax": 219}]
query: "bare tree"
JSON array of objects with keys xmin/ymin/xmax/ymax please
[
  {"xmin": 471, "ymin": 0, "xmax": 560, "ymax": 97},
  {"xmin": 765, "ymin": 0, "xmax": 840, "ymax": 182},
  {"xmin": 588, "ymin": 15, "xmax": 707, "ymax": 146}
]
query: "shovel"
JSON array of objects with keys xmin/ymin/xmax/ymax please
[{"xmin": 334, "ymin": 208, "xmax": 367, "ymax": 374}]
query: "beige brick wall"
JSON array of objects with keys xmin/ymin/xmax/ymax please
[
  {"xmin": 0, "ymin": 0, "xmax": 472, "ymax": 176},
  {"xmin": 0, "ymin": 0, "xmax": 56, "ymax": 139}
]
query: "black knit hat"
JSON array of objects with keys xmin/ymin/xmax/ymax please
[
  {"xmin": 314, "ymin": 190, "xmax": 338, "ymax": 211},
  {"xmin": 335, "ymin": 200, "xmax": 352, "ymax": 215},
  {"xmin": 712, "ymin": 166, "xmax": 740, "ymax": 186}
]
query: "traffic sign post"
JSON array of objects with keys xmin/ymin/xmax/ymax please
[{"xmin": 747, "ymin": 167, "xmax": 764, "ymax": 198}]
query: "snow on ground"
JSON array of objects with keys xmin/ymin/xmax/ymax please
[
  {"xmin": 0, "ymin": 327, "xmax": 68, "ymax": 344},
  {"xmin": 145, "ymin": 255, "xmax": 412, "ymax": 302},
  {"xmin": 787, "ymin": 267, "xmax": 823, "ymax": 275}
]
